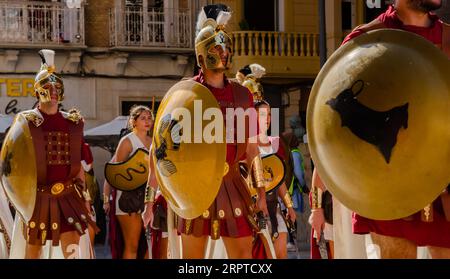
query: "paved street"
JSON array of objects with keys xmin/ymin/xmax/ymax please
[{"xmin": 94, "ymin": 241, "xmax": 310, "ymax": 259}]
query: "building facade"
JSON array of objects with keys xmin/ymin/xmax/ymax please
[
  {"xmin": 0, "ymin": 0, "xmax": 208, "ymax": 181},
  {"xmin": 0, "ymin": 0, "xmax": 448, "ymax": 186}
]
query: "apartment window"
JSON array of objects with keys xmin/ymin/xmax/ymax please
[
  {"xmin": 364, "ymin": 0, "xmax": 392, "ymax": 23},
  {"xmin": 121, "ymin": 100, "xmax": 160, "ymax": 116},
  {"xmin": 341, "ymin": 0, "xmax": 355, "ymax": 32},
  {"xmin": 0, "ymin": 0, "xmax": 83, "ymax": 45},
  {"xmin": 243, "ymin": 0, "xmax": 275, "ymax": 31},
  {"xmin": 119, "ymin": 0, "xmax": 191, "ymax": 47}
]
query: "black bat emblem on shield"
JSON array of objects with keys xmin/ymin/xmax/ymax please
[{"xmin": 326, "ymin": 80, "xmax": 409, "ymax": 163}]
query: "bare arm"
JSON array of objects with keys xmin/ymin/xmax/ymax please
[
  {"xmin": 312, "ymin": 168, "xmax": 327, "ymax": 192},
  {"xmin": 146, "ymin": 151, "xmax": 159, "ymax": 201},
  {"xmin": 277, "ymin": 182, "xmax": 288, "ymax": 200},
  {"xmin": 277, "ymin": 182, "xmax": 296, "ymax": 222},
  {"xmin": 309, "ymin": 168, "xmax": 326, "ymax": 240},
  {"xmin": 102, "ymin": 138, "xmax": 132, "ymax": 213},
  {"xmin": 246, "ymin": 140, "xmax": 268, "ymax": 216},
  {"xmin": 114, "ymin": 137, "xmax": 133, "ymax": 163},
  {"xmin": 142, "ymin": 145, "xmax": 158, "ymax": 227}
]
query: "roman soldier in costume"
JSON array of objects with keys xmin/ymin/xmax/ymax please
[
  {"xmin": 237, "ymin": 64, "xmax": 297, "ymax": 259},
  {"xmin": 343, "ymin": 0, "xmax": 450, "ymax": 259},
  {"xmin": 307, "ymin": 0, "xmax": 450, "ymax": 259},
  {"xmin": 1, "ymin": 49, "xmax": 98, "ymax": 259},
  {"xmin": 143, "ymin": 4, "xmax": 268, "ymax": 259}
]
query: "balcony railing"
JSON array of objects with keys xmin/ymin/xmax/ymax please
[
  {"xmin": 109, "ymin": 7, "xmax": 192, "ymax": 50},
  {"xmin": 231, "ymin": 31, "xmax": 319, "ymax": 57},
  {"xmin": 230, "ymin": 31, "xmax": 320, "ymax": 77},
  {"xmin": 0, "ymin": 1, "xmax": 85, "ymax": 47}
]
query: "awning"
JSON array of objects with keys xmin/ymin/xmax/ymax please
[{"xmin": 84, "ymin": 116, "xmax": 129, "ymax": 155}]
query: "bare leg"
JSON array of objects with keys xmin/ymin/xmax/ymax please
[
  {"xmin": 181, "ymin": 234, "xmax": 208, "ymax": 259},
  {"xmin": 25, "ymin": 243, "xmax": 42, "ymax": 259},
  {"xmin": 60, "ymin": 231, "xmax": 82, "ymax": 259},
  {"xmin": 370, "ymin": 233, "xmax": 417, "ymax": 259},
  {"xmin": 149, "ymin": 236, "xmax": 169, "ymax": 259},
  {"xmin": 159, "ymin": 237, "xmax": 169, "ymax": 259},
  {"xmin": 222, "ymin": 236, "xmax": 253, "ymax": 259},
  {"xmin": 328, "ymin": 240, "xmax": 334, "ymax": 259},
  {"xmin": 117, "ymin": 213, "xmax": 143, "ymax": 259},
  {"xmin": 274, "ymin": 232, "xmax": 288, "ymax": 259},
  {"xmin": 88, "ymin": 224, "xmax": 95, "ymax": 247},
  {"xmin": 427, "ymin": 246, "xmax": 450, "ymax": 259}
]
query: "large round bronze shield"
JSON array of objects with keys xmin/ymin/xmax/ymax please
[
  {"xmin": 152, "ymin": 80, "xmax": 227, "ymax": 219},
  {"xmin": 1, "ymin": 114, "xmax": 37, "ymax": 222},
  {"xmin": 307, "ymin": 29, "xmax": 450, "ymax": 220}
]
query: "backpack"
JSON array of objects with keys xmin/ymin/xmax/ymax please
[{"xmin": 288, "ymin": 148, "xmax": 309, "ymax": 195}]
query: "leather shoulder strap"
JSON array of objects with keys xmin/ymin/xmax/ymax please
[{"xmin": 442, "ymin": 22, "xmax": 450, "ymax": 59}]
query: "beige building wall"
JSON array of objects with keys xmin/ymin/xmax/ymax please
[
  {"xmin": 85, "ymin": 0, "xmax": 114, "ymax": 48},
  {"xmin": 285, "ymin": 0, "xmax": 319, "ymax": 33}
]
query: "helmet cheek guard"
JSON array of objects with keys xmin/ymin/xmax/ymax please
[
  {"xmin": 33, "ymin": 49, "xmax": 64, "ymax": 103},
  {"xmin": 34, "ymin": 73, "xmax": 64, "ymax": 103},
  {"xmin": 196, "ymin": 29, "xmax": 232, "ymax": 70}
]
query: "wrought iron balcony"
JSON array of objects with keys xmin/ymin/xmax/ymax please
[
  {"xmin": 109, "ymin": 7, "xmax": 193, "ymax": 51},
  {"xmin": 0, "ymin": 1, "xmax": 85, "ymax": 48}
]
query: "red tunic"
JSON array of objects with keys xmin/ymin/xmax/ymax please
[
  {"xmin": 194, "ymin": 72, "xmax": 254, "ymax": 165},
  {"xmin": 39, "ymin": 110, "xmax": 87, "ymax": 184},
  {"xmin": 344, "ymin": 6, "xmax": 450, "ymax": 248},
  {"xmin": 82, "ymin": 143, "xmax": 94, "ymax": 166},
  {"xmin": 342, "ymin": 6, "xmax": 443, "ymax": 45},
  {"xmin": 27, "ymin": 109, "xmax": 96, "ymax": 246},
  {"xmin": 177, "ymin": 72, "xmax": 255, "ymax": 238}
]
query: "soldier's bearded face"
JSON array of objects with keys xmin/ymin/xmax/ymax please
[{"xmin": 408, "ymin": 0, "xmax": 442, "ymax": 12}]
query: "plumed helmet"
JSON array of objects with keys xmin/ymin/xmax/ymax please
[
  {"xmin": 34, "ymin": 49, "xmax": 64, "ymax": 103},
  {"xmin": 236, "ymin": 63, "xmax": 266, "ymax": 101},
  {"xmin": 195, "ymin": 4, "xmax": 232, "ymax": 70}
]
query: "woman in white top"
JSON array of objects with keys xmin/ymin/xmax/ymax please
[
  {"xmin": 255, "ymin": 100, "xmax": 297, "ymax": 259},
  {"xmin": 103, "ymin": 105, "xmax": 153, "ymax": 259}
]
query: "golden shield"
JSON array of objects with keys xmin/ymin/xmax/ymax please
[
  {"xmin": 307, "ymin": 29, "xmax": 450, "ymax": 220},
  {"xmin": 104, "ymin": 148, "xmax": 149, "ymax": 191},
  {"xmin": 152, "ymin": 80, "xmax": 226, "ymax": 219},
  {"xmin": 0, "ymin": 114, "xmax": 37, "ymax": 222},
  {"xmin": 241, "ymin": 153, "xmax": 286, "ymax": 197}
]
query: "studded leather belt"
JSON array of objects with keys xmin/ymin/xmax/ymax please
[{"xmin": 37, "ymin": 180, "xmax": 78, "ymax": 196}]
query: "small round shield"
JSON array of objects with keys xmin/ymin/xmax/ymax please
[
  {"xmin": 307, "ymin": 29, "xmax": 450, "ymax": 220},
  {"xmin": 241, "ymin": 153, "xmax": 286, "ymax": 197},
  {"xmin": 104, "ymin": 148, "xmax": 149, "ymax": 191},
  {"xmin": 1, "ymin": 114, "xmax": 37, "ymax": 222},
  {"xmin": 152, "ymin": 80, "xmax": 227, "ymax": 219}
]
